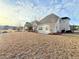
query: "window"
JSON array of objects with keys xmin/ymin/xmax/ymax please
[
  {"xmin": 56, "ymin": 26, "xmax": 57, "ymax": 29},
  {"xmin": 46, "ymin": 27, "xmax": 48, "ymax": 30},
  {"xmin": 59, "ymin": 20, "xmax": 62, "ymax": 23},
  {"xmin": 39, "ymin": 27, "xmax": 42, "ymax": 30}
]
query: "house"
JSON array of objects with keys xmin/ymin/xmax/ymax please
[
  {"xmin": 32, "ymin": 13, "xmax": 70, "ymax": 34},
  {"xmin": 32, "ymin": 20, "xmax": 40, "ymax": 32},
  {"xmin": 60, "ymin": 17, "xmax": 70, "ymax": 33}
]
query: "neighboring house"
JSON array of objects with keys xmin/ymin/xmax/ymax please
[
  {"xmin": 32, "ymin": 20, "xmax": 40, "ymax": 32},
  {"xmin": 59, "ymin": 17, "xmax": 70, "ymax": 32},
  {"xmin": 32, "ymin": 14, "xmax": 70, "ymax": 34}
]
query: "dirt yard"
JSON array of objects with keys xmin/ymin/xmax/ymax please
[{"xmin": 0, "ymin": 32, "xmax": 79, "ymax": 59}]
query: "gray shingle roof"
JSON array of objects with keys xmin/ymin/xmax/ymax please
[{"xmin": 39, "ymin": 14, "xmax": 59, "ymax": 24}]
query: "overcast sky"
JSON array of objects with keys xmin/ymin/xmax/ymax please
[{"xmin": 0, "ymin": 0, "xmax": 79, "ymax": 26}]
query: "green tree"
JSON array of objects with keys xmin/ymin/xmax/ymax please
[
  {"xmin": 24, "ymin": 22, "xmax": 32, "ymax": 28},
  {"xmin": 24, "ymin": 22, "xmax": 33, "ymax": 31}
]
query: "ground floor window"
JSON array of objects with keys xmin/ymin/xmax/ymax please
[
  {"xmin": 39, "ymin": 27, "xmax": 43, "ymax": 30},
  {"xmin": 46, "ymin": 27, "xmax": 48, "ymax": 30}
]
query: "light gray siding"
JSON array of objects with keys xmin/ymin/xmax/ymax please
[
  {"xmin": 37, "ymin": 24, "xmax": 51, "ymax": 34},
  {"xmin": 60, "ymin": 19, "xmax": 70, "ymax": 31}
]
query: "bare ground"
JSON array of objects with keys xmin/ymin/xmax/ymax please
[{"xmin": 0, "ymin": 32, "xmax": 79, "ymax": 59}]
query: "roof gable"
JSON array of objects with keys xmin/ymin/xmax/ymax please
[{"xmin": 39, "ymin": 13, "xmax": 59, "ymax": 24}]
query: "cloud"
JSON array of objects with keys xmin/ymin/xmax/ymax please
[
  {"xmin": 0, "ymin": 0, "xmax": 79, "ymax": 26},
  {"xmin": 0, "ymin": 0, "xmax": 17, "ymax": 25}
]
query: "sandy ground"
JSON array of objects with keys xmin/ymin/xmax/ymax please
[{"xmin": 0, "ymin": 32, "xmax": 79, "ymax": 59}]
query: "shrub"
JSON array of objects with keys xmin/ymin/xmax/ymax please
[
  {"xmin": 2, "ymin": 31, "xmax": 8, "ymax": 33},
  {"xmin": 65, "ymin": 30, "xmax": 73, "ymax": 33}
]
